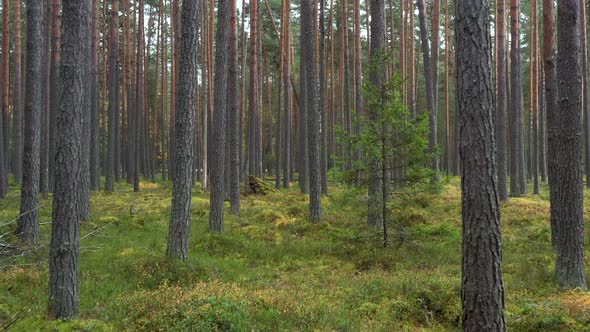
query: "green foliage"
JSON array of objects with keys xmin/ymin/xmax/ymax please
[
  {"xmin": 334, "ymin": 60, "xmax": 435, "ymax": 193},
  {"xmin": 0, "ymin": 179, "xmax": 589, "ymax": 331}
]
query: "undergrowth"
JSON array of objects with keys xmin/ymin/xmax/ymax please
[{"xmin": 0, "ymin": 178, "xmax": 589, "ymax": 331}]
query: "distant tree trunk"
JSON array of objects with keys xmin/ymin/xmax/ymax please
[
  {"xmin": 40, "ymin": 1, "xmax": 50, "ymax": 199},
  {"xmin": 417, "ymin": 0, "xmax": 439, "ymax": 182},
  {"xmin": 341, "ymin": 0, "xmax": 351, "ymax": 171},
  {"xmin": 301, "ymin": 0, "xmax": 322, "ymax": 222},
  {"xmin": 554, "ymin": 0, "xmax": 587, "ymax": 290},
  {"xmin": 169, "ymin": 0, "xmax": 179, "ymax": 182},
  {"xmin": 320, "ymin": 0, "xmax": 328, "ymax": 195},
  {"xmin": 1, "ymin": 0, "xmax": 9, "ymax": 179},
  {"xmin": 543, "ymin": 0, "xmax": 559, "ymax": 246},
  {"xmin": 17, "ymin": 0, "xmax": 45, "ymax": 243},
  {"xmin": 209, "ymin": 0, "xmax": 229, "ymax": 233},
  {"xmin": 106, "ymin": 0, "xmax": 119, "ymax": 192},
  {"xmin": 496, "ymin": 0, "xmax": 509, "ymax": 201},
  {"xmin": 531, "ymin": 0, "xmax": 539, "ymax": 194},
  {"xmin": 368, "ymin": 0, "xmax": 384, "ymax": 229},
  {"xmin": 228, "ymin": 0, "xmax": 240, "ymax": 215},
  {"xmin": 12, "ymin": 0, "xmax": 23, "ymax": 184},
  {"xmin": 167, "ymin": 0, "xmax": 199, "ymax": 261},
  {"xmin": 283, "ymin": 0, "xmax": 292, "ymax": 188},
  {"xmin": 276, "ymin": 0, "xmax": 284, "ymax": 190},
  {"xmin": 89, "ymin": 0, "xmax": 100, "ymax": 190},
  {"xmin": 77, "ymin": 0, "xmax": 92, "ymax": 220},
  {"xmin": 49, "ymin": 0, "xmax": 61, "ymax": 192},
  {"xmin": 249, "ymin": 0, "xmax": 261, "ymax": 180},
  {"xmin": 444, "ymin": 0, "xmax": 450, "ymax": 174},
  {"xmin": 134, "ymin": 0, "xmax": 144, "ymax": 193},
  {"xmin": 409, "ymin": 0, "xmax": 416, "ymax": 119},
  {"xmin": 49, "ymin": 0, "xmax": 91, "ymax": 318},
  {"xmin": 160, "ymin": 0, "xmax": 168, "ymax": 181},
  {"xmin": 509, "ymin": 0, "xmax": 527, "ymax": 196},
  {"xmin": 456, "ymin": 1, "xmax": 507, "ymax": 330},
  {"xmin": 125, "ymin": 0, "xmax": 134, "ymax": 184},
  {"xmin": 299, "ymin": 8, "xmax": 309, "ymax": 194},
  {"xmin": 354, "ymin": 0, "xmax": 362, "ymax": 178}
]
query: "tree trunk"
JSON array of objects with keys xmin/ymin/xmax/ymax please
[
  {"xmin": 249, "ymin": 0, "xmax": 260, "ymax": 180},
  {"xmin": 49, "ymin": 0, "xmax": 91, "ymax": 318},
  {"xmin": 301, "ymin": 0, "xmax": 322, "ymax": 222},
  {"xmin": 12, "ymin": 0, "xmax": 23, "ymax": 184},
  {"xmin": 106, "ymin": 0, "xmax": 119, "ymax": 192},
  {"xmin": 167, "ymin": 0, "xmax": 200, "ymax": 261},
  {"xmin": 228, "ymin": 0, "xmax": 240, "ymax": 215},
  {"xmin": 368, "ymin": 0, "xmax": 384, "ymax": 229},
  {"xmin": 531, "ymin": 0, "xmax": 539, "ymax": 194},
  {"xmin": 417, "ymin": 0, "xmax": 440, "ymax": 181},
  {"xmin": 509, "ymin": 0, "xmax": 527, "ymax": 196},
  {"xmin": 319, "ymin": 0, "xmax": 328, "ymax": 195},
  {"xmin": 456, "ymin": 1, "xmax": 507, "ymax": 330},
  {"xmin": 543, "ymin": 0, "xmax": 559, "ymax": 246},
  {"xmin": 89, "ymin": 0, "xmax": 100, "ymax": 190},
  {"xmin": 554, "ymin": 0, "xmax": 587, "ymax": 290},
  {"xmin": 1, "ymin": 0, "xmax": 9, "ymax": 180},
  {"xmin": 209, "ymin": 0, "xmax": 229, "ymax": 232},
  {"xmin": 134, "ymin": 0, "xmax": 144, "ymax": 193},
  {"xmin": 496, "ymin": 0, "xmax": 509, "ymax": 201},
  {"xmin": 283, "ymin": 0, "xmax": 292, "ymax": 188},
  {"xmin": 17, "ymin": 0, "xmax": 45, "ymax": 243},
  {"xmin": 582, "ymin": 0, "xmax": 590, "ymax": 188}
]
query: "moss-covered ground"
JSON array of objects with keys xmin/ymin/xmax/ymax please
[{"xmin": 0, "ymin": 178, "xmax": 589, "ymax": 331}]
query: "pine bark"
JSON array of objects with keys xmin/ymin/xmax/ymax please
[
  {"xmin": 17, "ymin": 0, "xmax": 45, "ymax": 243},
  {"xmin": 228, "ymin": 0, "xmax": 240, "ymax": 215},
  {"xmin": 509, "ymin": 0, "xmax": 527, "ymax": 196},
  {"xmin": 1, "ymin": 0, "xmax": 9, "ymax": 179},
  {"xmin": 106, "ymin": 0, "xmax": 119, "ymax": 192},
  {"xmin": 302, "ymin": 0, "xmax": 322, "ymax": 222},
  {"xmin": 249, "ymin": 0, "xmax": 261, "ymax": 179},
  {"xmin": 90, "ymin": 0, "xmax": 100, "ymax": 190},
  {"xmin": 134, "ymin": 0, "xmax": 144, "ymax": 192},
  {"xmin": 368, "ymin": 0, "xmax": 384, "ymax": 229},
  {"xmin": 417, "ymin": 0, "xmax": 439, "ymax": 181},
  {"xmin": 543, "ymin": 0, "xmax": 559, "ymax": 246},
  {"xmin": 531, "ymin": 0, "xmax": 539, "ymax": 194},
  {"xmin": 209, "ymin": 0, "xmax": 230, "ymax": 232},
  {"xmin": 496, "ymin": 0, "xmax": 509, "ymax": 201},
  {"xmin": 167, "ymin": 0, "xmax": 200, "ymax": 261},
  {"xmin": 48, "ymin": 0, "xmax": 91, "ymax": 318},
  {"xmin": 582, "ymin": 0, "xmax": 590, "ymax": 188},
  {"xmin": 282, "ymin": 0, "xmax": 292, "ymax": 188},
  {"xmin": 12, "ymin": 0, "xmax": 22, "ymax": 184},
  {"xmin": 320, "ymin": 0, "xmax": 328, "ymax": 195},
  {"xmin": 456, "ymin": 1, "xmax": 507, "ymax": 330},
  {"xmin": 554, "ymin": 0, "xmax": 587, "ymax": 289}
]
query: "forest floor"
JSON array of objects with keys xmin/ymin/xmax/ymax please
[{"xmin": 0, "ymin": 177, "xmax": 589, "ymax": 331}]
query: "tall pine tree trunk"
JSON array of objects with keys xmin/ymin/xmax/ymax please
[
  {"xmin": 456, "ymin": 0, "xmax": 507, "ymax": 329},
  {"xmin": 106, "ymin": 0, "xmax": 120, "ymax": 192},
  {"xmin": 554, "ymin": 0, "xmax": 586, "ymax": 290},
  {"xmin": 49, "ymin": 0, "xmax": 91, "ymax": 318},
  {"xmin": 496, "ymin": 0, "xmax": 509, "ymax": 201},
  {"xmin": 167, "ymin": 0, "xmax": 200, "ymax": 261},
  {"xmin": 12, "ymin": 0, "xmax": 22, "ymax": 184},
  {"xmin": 509, "ymin": 0, "xmax": 527, "ymax": 196},
  {"xmin": 209, "ymin": 0, "xmax": 229, "ymax": 233},
  {"xmin": 17, "ymin": 0, "xmax": 45, "ymax": 243}
]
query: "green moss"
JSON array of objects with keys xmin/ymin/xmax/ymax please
[{"xmin": 1, "ymin": 179, "xmax": 589, "ymax": 331}]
